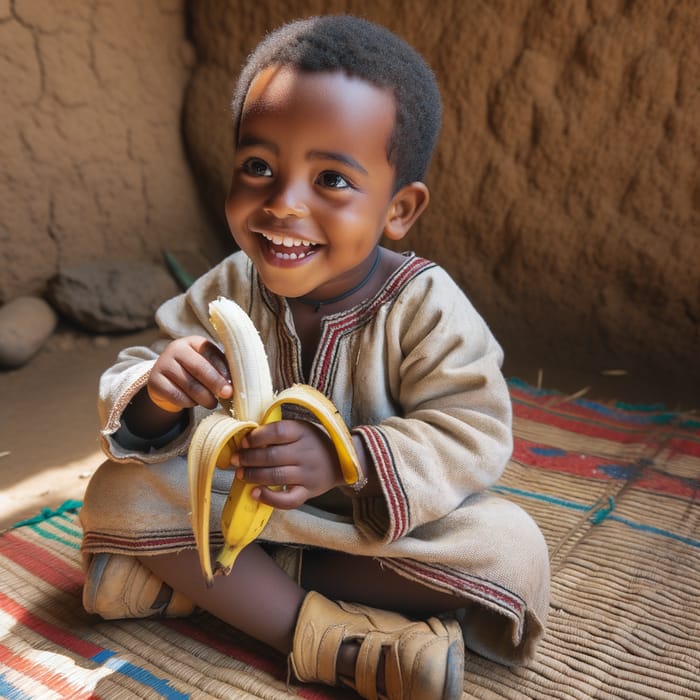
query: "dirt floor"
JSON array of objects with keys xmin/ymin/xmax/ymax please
[
  {"xmin": 1, "ymin": 323, "xmax": 697, "ymax": 531},
  {"xmin": 0, "ymin": 326, "xmax": 158, "ymax": 530}
]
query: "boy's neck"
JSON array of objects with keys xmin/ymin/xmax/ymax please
[{"xmin": 294, "ymin": 248, "xmax": 382, "ymax": 313}]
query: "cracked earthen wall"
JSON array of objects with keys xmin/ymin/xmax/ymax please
[
  {"xmin": 2, "ymin": 0, "xmax": 698, "ymax": 384},
  {"xmin": 0, "ymin": 0, "xmax": 222, "ymax": 304},
  {"xmin": 184, "ymin": 0, "xmax": 700, "ymax": 383}
]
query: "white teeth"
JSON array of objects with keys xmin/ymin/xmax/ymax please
[
  {"xmin": 261, "ymin": 232, "xmax": 313, "ymax": 248},
  {"xmin": 272, "ymin": 250, "xmax": 307, "ymax": 260}
]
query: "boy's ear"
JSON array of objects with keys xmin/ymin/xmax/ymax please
[{"xmin": 383, "ymin": 182, "xmax": 430, "ymax": 241}]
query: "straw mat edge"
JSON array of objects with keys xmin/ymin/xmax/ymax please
[{"xmin": 1, "ymin": 380, "xmax": 698, "ymax": 698}]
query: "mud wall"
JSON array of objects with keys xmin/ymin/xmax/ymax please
[
  {"xmin": 0, "ymin": 0, "xmax": 222, "ymax": 304},
  {"xmin": 2, "ymin": 0, "xmax": 697, "ymax": 384},
  {"xmin": 184, "ymin": 0, "xmax": 700, "ymax": 382}
]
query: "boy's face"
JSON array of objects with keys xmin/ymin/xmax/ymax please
[{"xmin": 225, "ymin": 66, "xmax": 398, "ymax": 302}]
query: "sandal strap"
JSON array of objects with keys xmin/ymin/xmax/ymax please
[
  {"xmin": 82, "ymin": 553, "xmax": 194, "ymax": 620},
  {"xmin": 354, "ymin": 631, "xmax": 387, "ymax": 700},
  {"xmin": 291, "ymin": 607, "xmax": 343, "ymax": 685},
  {"xmin": 291, "ymin": 591, "xmax": 465, "ymax": 700}
]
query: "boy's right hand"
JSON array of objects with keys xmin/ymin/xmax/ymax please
[{"xmin": 147, "ymin": 336, "xmax": 233, "ymax": 413}]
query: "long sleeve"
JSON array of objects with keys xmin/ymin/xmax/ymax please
[
  {"xmin": 302, "ymin": 258, "xmax": 513, "ymax": 543},
  {"xmin": 96, "ymin": 252, "xmax": 257, "ymax": 462}
]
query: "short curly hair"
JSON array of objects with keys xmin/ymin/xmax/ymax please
[{"xmin": 231, "ymin": 15, "xmax": 442, "ymax": 191}]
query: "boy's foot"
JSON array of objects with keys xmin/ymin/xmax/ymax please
[
  {"xmin": 290, "ymin": 590, "xmax": 465, "ymax": 700},
  {"xmin": 83, "ymin": 552, "xmax": 195, "ymax": 620}
]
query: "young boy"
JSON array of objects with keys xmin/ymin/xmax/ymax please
[{"xmin": 80, "ymin": 15, "xmax": 549, "ymax": 700}]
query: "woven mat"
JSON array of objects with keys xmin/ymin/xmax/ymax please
[{"xmin": 1, "ymin": 380, "xmax": 698, "ymax": 699}]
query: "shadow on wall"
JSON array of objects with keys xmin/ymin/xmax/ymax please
[
  {"xmin": 1, "ymin": 1, "xmax": 697, "ymax": 391},
  {"xmin": 182, "ymin": 0, "xmax": 700, "ymax": 388}
]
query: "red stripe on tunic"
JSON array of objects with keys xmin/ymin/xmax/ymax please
[
  {"xmin": 314, "ymin": 258, "xmax": 434, "ymax": 395},
  {"xmin": 356, "ymin": 426, "xmax": 409, "ymax": 542},
  {"xmin": 385, "ymin": 558, "xmax": 525, "ymax": 623}
]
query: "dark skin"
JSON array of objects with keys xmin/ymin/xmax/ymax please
[
  {"xmin": 131, "ymin": 67, "xmax": 467, "ymax": 684},
  {"xmin": 124, "ymin": 329, "xmax": 381, "ymax": 503},
  {"xmin": 124, "ymin": 252, "xmax": 399, "ymax": 505}
]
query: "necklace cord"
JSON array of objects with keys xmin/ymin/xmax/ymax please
[{"xmin": 295, "ymin": 248, "xmax": 382, "ymax": 312}]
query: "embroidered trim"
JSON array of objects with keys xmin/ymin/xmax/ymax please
[
  {"xmin": 354, "ymin": 425, "xmax": 410, "ymax": 542},
  {"xmin": 381, "ymin": 558, "xmax": 526, "ymax": 641},
  {"xmin": 314, "ymin": 256, "xmax": 435, "ymax": 393}
]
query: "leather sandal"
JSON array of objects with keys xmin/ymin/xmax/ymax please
[
  {"xmin": 82, "ymin": 552, "xmax": 195, "ymax": 620},
  {"xmin": 290, "ymin": 590, "xmax": 465, "ymax": 700}
]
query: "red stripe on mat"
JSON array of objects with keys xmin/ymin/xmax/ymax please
[
  {"xmin": 164, "ymin": 619, "xmax": 282, "ymax": 677},
  {"xmin": 513, "ymin": 438, "xmax": 698, "ymax": 499},
  {"xmin": 634, "ymin": 472, "xmax": 700, "ymax": 500},
  {"xmin": 0, "ymin": 642, "xmax": 97, "ymax": 699},
  {"xmin": 2, "ymin": 532, "xmax": 344, "ymax": 697},
  {"xmin": 0, "ymin": 591, "xmax": 103, "ymax": 659},
  {"xmin": 509, "ymin": 387, "xmax": 661, "ymax": 423},
  {"xmin": 666, "ymin": 434, "xmax": 700, "ymax": 458},
  {"xmin": 0, "ymin": 531, "xmax": 83, "ymax": 594},
  {"xmin": 163, "ymin": 620, "xmax": 341, "ymax": 700},
  {"xmin": 513, "ymin": 400, "xmax": 661, "ymax": 443},
  {"xmin": 513, "ymin": 438, "xmax": 621, "ymax": 475}
]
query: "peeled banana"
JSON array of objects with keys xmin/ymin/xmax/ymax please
[{"xmin": 188, "ymin": 296, "xmax": 363, "ymax": 585}]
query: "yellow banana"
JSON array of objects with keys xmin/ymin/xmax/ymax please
[{"xmin": 187, "ymin": 296, "xmax": 363, "ymax": 585}]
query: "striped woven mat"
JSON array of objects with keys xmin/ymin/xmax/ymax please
[{"xmin": 1, "ymin": 380, "xmax": 698, "ymax": 699}]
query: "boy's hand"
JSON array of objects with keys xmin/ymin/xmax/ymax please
[
  {"xmin": 148, "ymin": 336, "xmax": 233, "ymax": 413},
  {"xmin": 229, "ymin": 420, "xmax": 345, "ymax": 509}
]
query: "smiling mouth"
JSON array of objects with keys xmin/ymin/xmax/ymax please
[{"xmin": 258, "ymin": 232, "xmax": 320, "ymax": 260}]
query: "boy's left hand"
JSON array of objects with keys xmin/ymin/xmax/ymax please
[{"xmin": 227, "ymin": 419, "xmax": 344, "ymax": 509}]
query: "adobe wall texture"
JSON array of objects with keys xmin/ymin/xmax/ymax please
[
  {"xmin": 2, "ymin": 0, "xmax": 698, "ymax": 384},
  {"xmin": 0, "ymin": 0, "xmax": 223, "ymax": 305},
  {"xmin": 184, "ymin": 0, "xmax": 700, "ymax": 382}
]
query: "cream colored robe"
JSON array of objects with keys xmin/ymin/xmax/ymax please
[{"xmin": 80, "ymin": 250, "xmax": 549, "ymax": 665}]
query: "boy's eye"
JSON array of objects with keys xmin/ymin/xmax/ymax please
[
  {"xmin": 242, "ymin": 158, "xmax": 272, "ymax": 177},
  {"xmin": 317, "ymin": 171, "xmax": 351, "ymax": 189}
]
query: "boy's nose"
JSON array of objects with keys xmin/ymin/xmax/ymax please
[{"xmin": 262, "ymin": 180, "xmax": 309, "ymax": 219}]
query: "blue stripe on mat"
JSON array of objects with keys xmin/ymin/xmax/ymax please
[
  {"xmin": 29, "ymin": 523, "xmax": 81, "ymax": 550},
  {"xmin": 91, "ymin": 652, "xmax": 189, "ymax": 699},
  {"xmin": 40, "ymin": 516, "xmax": 82, "ymax": 541},
  {"xmin": 7, "ymin": 507, "xmax": 189, "ymax": 698},
  {"xmin": 605, "ymin": 515, "xmax": 700, "ymax": 549},
  {"xmin": 491, "ymin": 484, "xmax": 700, "ymax": 549},
  {"xmin": 0, "ymin": 674, "xmax": 33, "ymax": 700},
  {"xmin": 508, "ymin": 377, "xmax": 676, "ymax": 423},
  {"xmin": 9, "ymin": 501, "xmax": 82, "ymax": 530},
  {"xmin": 490, "ymin": 484, "xmax": 590, "ymax": 511}
]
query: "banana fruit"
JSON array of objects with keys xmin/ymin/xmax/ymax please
[{"xmin": 188, "ymin": 296, "xmax": 363, "ymax": 585}]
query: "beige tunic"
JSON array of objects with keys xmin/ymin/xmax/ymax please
[{"xmin": 80, "ymin": 250, "xmax": 550, "ymax": 665}]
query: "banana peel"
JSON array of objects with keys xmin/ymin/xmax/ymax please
[{"xmin": 187, "ymin": 297, "xmax": 363, "ymax": 585}]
